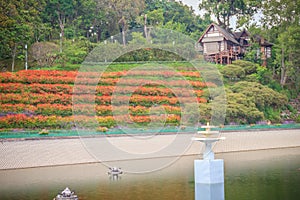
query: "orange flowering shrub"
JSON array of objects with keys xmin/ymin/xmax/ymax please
[
  {"xmin": 0, "ymin": 114, "xmax": 72, "ymax": 129},
  {"xmin": 0, "ymin": 68, "xmax": 210, "ymax": 129}
]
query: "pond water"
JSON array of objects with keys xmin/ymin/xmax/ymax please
[{"xmin": 0, "ymin": 148, "xmax": 299, "ymax": 200}]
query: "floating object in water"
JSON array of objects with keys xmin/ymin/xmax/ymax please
[
  {"xmin": 54, "ymin": 187, "xmax": 78, "ymax": 200},
  {"xmin": 108, "ymin": 167, "xmax": 123, "ymax": 176},
  {"xmin": 108, "ymin": 167, "xmax": 123, "ymax": 180}
]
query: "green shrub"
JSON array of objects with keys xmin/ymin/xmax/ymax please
[
  {"xmin": 62, "ymin": 40, "xmax": 89, "ymax": 64},
  {"xmin": 225, "ymin": 91, "xmax": 264, "ymax": 124},
  {"xmin": 30, "ymin": 42, "xmax": 59, "ymax": 67},
  {"xmin": 231, "ymin": 81, "xmax": 288, "ymax": 109},
  {"xmin": 255, "ymin": 65, "xmax": 273, "ymax": 85},
  {"xmin": 264, "ymin": 107, "xmax": 281, "ymax": 123},
  {"xmin": 296, "ymin": 115, "xmax": 300, "ymax": 123},
  {"xmin": 220, "ymin": 64, "xmax": 245, "ymax": 80},
  {"xmin": 232, "ymin": 60, "xmax": 258, "ymax": 74},
  {"xmin": 245, "ymin": 74, "xmax": 258, "ymax": 82}
]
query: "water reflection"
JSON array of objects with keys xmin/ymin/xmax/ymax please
[
  {"xmin": 109, "ymin": 174, "xmax": 122, "ymax": 181},
  {"xmin": 0, "ymin": 148, "xmax": 299, "ymax": 200},
  {"xmin": 196, "ymin": 183, "xmax": 224, "ymax": 200}
]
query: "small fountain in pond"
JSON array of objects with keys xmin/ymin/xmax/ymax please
[
  {"xmin": 54, "ymin": 187, "xmax": 78, "ymax": 200},
  {"xmin": 108, "ymin": 167, "xmax": 123, "ymax": 180},
  {"xmin": 192, "ymin": 122, "xmax": 225, "ymax": 200}
]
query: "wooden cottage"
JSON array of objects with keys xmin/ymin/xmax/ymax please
[
  {"xmin": 198, "ymin": 23, "xmax": 272, "ymax": 66},
  {"xmin": 234, "ymin": 29, "xmax": 251, "ymax": 54},
  {"xmin": 253, "ymin": 35, "xmax": 273, "ymax": 66},
  {"xmin": 197, "ymin": 23, "xmax": 241, "ymax": 64}
]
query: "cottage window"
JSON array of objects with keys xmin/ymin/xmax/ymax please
[
  {"xmin": 256, "ymin": 48, "xmax": 260, "ymax": 58},
  {"xmin": 266, "ymin": 47, "xmax": 272, "ymax": 58},
  {"xmin": 205, "ymin": 42, "xmax": 219, "ymax": 54}
]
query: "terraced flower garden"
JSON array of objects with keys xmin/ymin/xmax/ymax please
[{"xmin": 0, "ymin": 66, "xmax": 212, "ymax": 131}]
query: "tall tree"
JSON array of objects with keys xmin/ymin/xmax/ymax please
[
  {"xmin": 97, "ymin": 0, "xmax": 145, "ymax": 46},
  {"xmin": 72, "ymin": 0, "xmax": 106, "ymax": 42},
  {"xmin": 136, "ymin": 8, "xmax": 164, "ymax": 40},
  {"xmin": 262, "ymin": 0, "xmax": 300, "ymax": 88},
  {"xmin": 0, "ymin": 0, "xmax": 45, "ymax": 71},
  {"xmin": 274, "ymin": 24, "xmax": 300, "ymax": 89},
  {"xmin": 199, "ymin": 0, "xmax": 261, "ymax": 30},
  {"xmin": 262, "ymin": 0, "xmax": 299, "ymax": 28},
  {"xmin": 42, "ymin": 0, "xmax": 77, "ymax": 38},
  {"xmin": 138, "ymin": 0, "xmax": 211, "ymax": 39}
]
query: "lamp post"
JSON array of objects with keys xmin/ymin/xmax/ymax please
[
  {"xmin": 96, "ymin": 24, "xmax": 100, "ymax": 43},
  {"xmin": 25, "ymin": 44, "xmax": 28, "ymax": 70},
  {"xmin": 88, "ymin": 26, "xmax": 100, "ymax": 43},
  {"xmin": 59, "ymin": 33, "xmax": 62, "ymax": 53}
]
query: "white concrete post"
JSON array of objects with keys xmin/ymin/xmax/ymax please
[{"xmin": 193, "ymin": 123, "xmax": 225, "ymax": 200}]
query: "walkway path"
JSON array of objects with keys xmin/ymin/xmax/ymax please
[{"xmin": 0, "ymin": 129, "xmax": 299, "ymax": 169}]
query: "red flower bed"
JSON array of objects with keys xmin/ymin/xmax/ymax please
[
  {"xmin": 0, "ymin": 83, "xmax": 73, "ymax": 94},
  {"xmin": 0, "ymin": 70, "xmax": 212, "ymax": 89},
  {"xmin": 0, "ymin": 114, "xmax": 73, "ymax": 129},
  {"xmin": 14, "ymin": 70, "xmax": 201, "ymax": 78},
  {"xmin": 1, "ymin": 103, "xmax": 183, "ymax": 117},
  {"xmin": 0, "ymin": 93, "xmax": 72, "ymax": 105},
  {"xmin": 0, "ymin": 113, "xmax": 181, "ymax": 129},
  {"xmin": 0, "ymin": 69, "xmax": 210, "ymax": 129},
  {"xmin": 0, "ymin": 83, "xmax": 203, "ymax": 98}
]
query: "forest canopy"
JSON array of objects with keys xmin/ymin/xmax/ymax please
[{"xmin": 1, "ymin": 0, "xmax": 299, "ymax": 88}]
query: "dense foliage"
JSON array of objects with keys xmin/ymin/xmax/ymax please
[
  {"xmin": 218, "ymin": 60, "xmax": 292, "ymax": 123},
  {"xmin": 0, "ymin": 0, "xmax": 211, "ymax": 70},
  {"xmin": 199, "ymin": 0, "xmax": 262, "ymax": 30},
  {"xmin": 0, "ymin": 0, "xmax": 298, "ymax": 93}
]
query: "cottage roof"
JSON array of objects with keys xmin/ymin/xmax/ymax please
[
  {"xmin": 198, "ymin": 23, "xmax": 239, "ymax": 44},
  {"xmin": 234, "ymin": 32, "xmax": 242, "ymax": 38},
  {"xmin": 234, "ymin": 29, "xmax": 250, "ymax": 39},
  {"xmin": 253, "ymin": 35, "xmax": 273, "ymax": 47}
]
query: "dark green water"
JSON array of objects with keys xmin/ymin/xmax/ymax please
[{"xmin": 0, "ymin": 148, "xmax": 299, "ymax": 200}]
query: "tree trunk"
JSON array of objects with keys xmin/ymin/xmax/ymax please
[
  {"xmin": 216, "ymin": 15, "xmax": 223, "ymax": 27},
  {"xmin": 97, "ymin": 28, "xmax": 101, "ymax": 43},
  {"xmin": 57, "ymin": 13, "xmax": 64, "ymax": 53},
  {"xmin": 144, "ymin": 14, "xmax": 148, "ymax": 39},
  {"xmin": 118, "ymin": 17, "xmax": 126, "ymax": 46},
  {"xmin": 57, "ymin": 12, "xmax": 65, "ymax": 37},
  {"xmin": 122, "ymin": 28, "xmax": 126, "ymax": 46},
  {"xmin": 280, "ymin": 48, "xmax": 287, "ymax": 86},
  {"xmin": 296, "ymin": 66, "xmax": 300, "ymax": 92},
  {"xmin": 11, "ymin": 44, "xmax": 17, "ymax": 72},
  {"xmin": 226, "ymin": 15, "xmax": 230, "ymax": 30}
]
